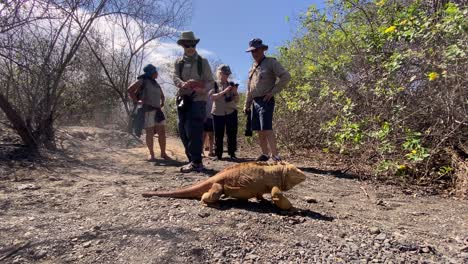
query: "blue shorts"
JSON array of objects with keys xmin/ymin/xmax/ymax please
[{"xmin": 252, "ymin": 97, "xmax": 275, "ymax": 131}]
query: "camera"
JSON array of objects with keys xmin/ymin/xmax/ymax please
[{"xmin": 225, "ymin": 82, "xmax": 239, "ymax": 102}]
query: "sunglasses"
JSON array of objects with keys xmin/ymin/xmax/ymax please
[{"xmin": 183, "ymin": 44, "xmax": 196, "ymax": 48}]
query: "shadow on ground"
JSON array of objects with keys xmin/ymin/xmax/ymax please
[
  {"xmin": 298, "ymin": 166, "xmax": 361, "ymax": 180},
  {"xmin": 217, "ymin": 199, "xmax": 334, "ymax": 221}
]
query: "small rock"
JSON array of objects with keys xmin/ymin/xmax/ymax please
[
  {"xmin": 71, "ymin": 238, "xmax": 78, "ymax": 242},
  {"xmin": 461, "ymin": 245, "xmax": 468, "ymax": 252},
  {"xmin": 82, "ymin": 241, "xmax": 92, "ymax": 248},
  {"xmin": 48, "ymin": 177, "xmax": 61, "ymax": 181},
  {"xmin": 375, "ymin": 233, "xmax": 387, "ymax": 241},
  {"xmin": 172, "ymin": 203, "xmax": 180, "ymax": 208},
  {"xmin": 245, "ymin": 253, "xmax": 259, "ymax": 260},
  {"xmin": 34, "ymin": 249, "xmax": 47, "ymax": 259},
  {"xmin": 198, "ymin": 212, "xmax": 210, "ymax": 218},
  {"xmin": 369, "ymin": 227, "xmax": 380, "ymax": 234},
  {"xmin": 304, "ymin": 197, "xmax": 318, "ymax": 203},
  {"xmin": 376, "ymin": 200, "xmax": 386, "ymax": 206},
  {"xmin": 18, "ymin": 184, "xmax": 41, "ymax": 191}
]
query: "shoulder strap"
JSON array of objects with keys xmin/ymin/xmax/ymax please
[
  {"xmin": 178, "ymin": 59, "xmax": 184, "ymax": 78},
  {"xmin": 248, "ymin": 56, "xmax": 267, "ymax": 80},
  {"xmin": 214, "ymin": 81, "xmax": 219, "ymax": 93},
  {"xmin": 197, "ymin": 55, "xmax": 203, "ymax": 77},
  {"xmin": 177, "ymin": 56, "xmax": 203, "ymax": 78}
]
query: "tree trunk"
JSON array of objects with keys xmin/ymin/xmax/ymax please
[{"xmin": 0, "ymin": 93, "xmax": 37, "ymax": 148}]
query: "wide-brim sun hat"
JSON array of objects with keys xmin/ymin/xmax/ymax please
[
  {"xmin": 246, "ymin": 38, "xmax": 268, "ymax": 52},
  {"xmin": 177, "ymin": 31, "xmax": 200, "ymax": 46}
]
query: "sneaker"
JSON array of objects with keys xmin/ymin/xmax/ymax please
[
  {"xmin": 271, "ymin": 155, "xmax": 282, "ymax": 162},
  {"xmin": 180, "ymin": 162, "xmax": 204, "ymax": 173},
  {"xmin": 256, "ymin": 154, "xmax": 269, "ymax": 162}
]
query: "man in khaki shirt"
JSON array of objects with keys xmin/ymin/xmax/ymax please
[
  {"xmin": 244, "ymin": 38, "xmax": 291, "ymax": 162},
  {"xmin": 173, "ymin": 31, "xmax": 214, "ymax": 172}
]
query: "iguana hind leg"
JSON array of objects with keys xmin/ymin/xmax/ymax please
[
  {"xmin": 201, "ymin": 183, "xmax": 223, "ymax": 206},
  {"xmin": 271, "ymin": 186, "xmax": 293, "ymax": 210}
]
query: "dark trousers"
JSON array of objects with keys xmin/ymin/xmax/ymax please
[
  {"xmin": 213, "ymin": 110, "xmax": 238, "ymax": 158},
  {"xmin": 178, "ymin": 101, "xmax": 206, "ymax": 164}
]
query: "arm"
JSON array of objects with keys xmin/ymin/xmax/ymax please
[
  {"xmin": 211, "ymin": 84, "xmax": 232, "ymax": 100},
  {"xmin": 172, "ymin": 60, "xmax": 193, "ymax": 96},
  {"xmin": 160, "ymin": 88, "xmax": 165, "ymax": 108},
  {"xmin": 270, "ymin": 60, "xmax": 291, "ymax": 95}
]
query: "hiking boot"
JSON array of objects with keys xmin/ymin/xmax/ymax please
[
  {"xmin": 271, "ymin": 155, "xmax": 282, "ymax": 162},
  {"xmin": 256, "ymin": 154, "xmax": 269, "ymax": 162},
  {"xmin": 180, "ymin": 162, "xmax": 204, "ymax": 173},
  {"xmin": 229, "ymin": 154, "xmax": 239, "ymax": 162}
]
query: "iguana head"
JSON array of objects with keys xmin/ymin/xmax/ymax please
[{"xmin": 282, "ymin": 162, "xmax": 306, "ymax": 190}]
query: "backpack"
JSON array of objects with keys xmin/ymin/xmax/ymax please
[{"xmin": 177, "ymin": 55, "xmax": 203, "ymax": 79}]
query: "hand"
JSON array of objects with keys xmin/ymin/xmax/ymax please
[
  {"xmin": 231, "ymin": 85, "xmax": 238, "ymax": 94},
  {"xmin": 243, "ymin": 107, "xmax": 251, "ymax": 115},
  {"xmin": 161, "ymin": 101, "xmax": 165, "ymax": 108},
  {"xmin": 263, "ymin": 93, "xmax": 273, "ymax": 102}
]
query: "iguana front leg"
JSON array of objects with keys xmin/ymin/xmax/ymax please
[
  {"xmin": 271, "ymin": 186, "xmax": 293, "ymax": 210},
  {"xmin": 201, "ymin": 183, "xmax": 223, "ymax": 206}
]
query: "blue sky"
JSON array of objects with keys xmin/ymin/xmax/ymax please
[{"xmin": 186, "ymin": 0, "xmax": 325, "ymax": 89}]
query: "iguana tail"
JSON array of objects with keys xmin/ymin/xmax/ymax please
[{"xmin": 142, "ymin": 179, "xmax": 215, "ymax": 199}]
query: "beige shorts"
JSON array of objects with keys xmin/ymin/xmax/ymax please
[{"xmin": 144, "ymin": 110, "xmax": 166, "ymax": 128}]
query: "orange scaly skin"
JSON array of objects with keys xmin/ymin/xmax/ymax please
[{"xmin": 142, "ymin": 161, "xmax": 306, "ymax": 210}]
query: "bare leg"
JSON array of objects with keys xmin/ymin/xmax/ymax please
[
  {"xmin": 201, "ymin": 183, "xmax": 223, "ymax": 206},
  {"xmin": 265, "ymin": 130, "xmax": 279, "ymax": 157},
  {"xmin": 145, "ymin": 127, "xmax": 155, "ymax": 160},
  {"xmin": 207, "ymin": 132, "xmax": 214, "ymax": 156},
  {"xmin": 156, "ymin": 125, "xmax": 169, "ymax": 159},
  {"xmin": 258, "ymin": 130, "xmax": 270, "ymax": 156},
  {"xmin": 271, "ymin": 186, "xmax": 293, "ymax": 210}
]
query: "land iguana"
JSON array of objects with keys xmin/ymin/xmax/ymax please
[{"xmin": 142, "ymin": 161, "xmax": 306, "ymax": 210}]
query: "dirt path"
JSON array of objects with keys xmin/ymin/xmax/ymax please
[{"xmin": 0, "ymin": 127, "xmax": 467, "ymax": 263}]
